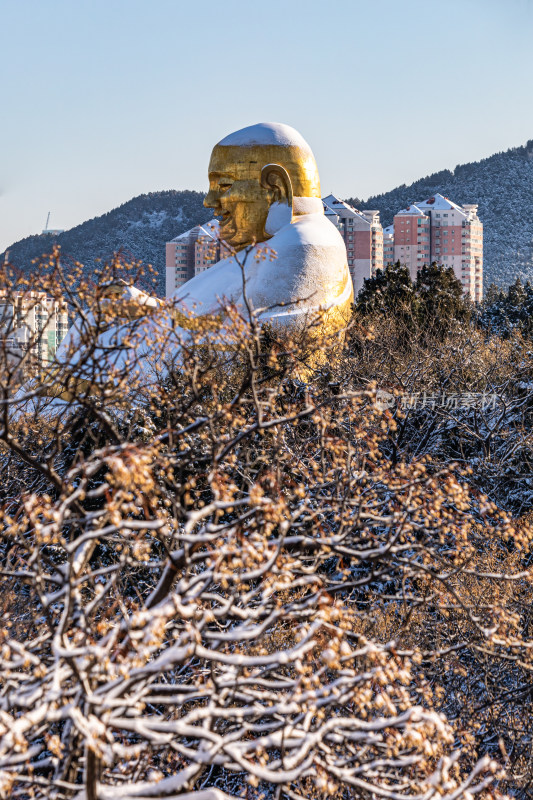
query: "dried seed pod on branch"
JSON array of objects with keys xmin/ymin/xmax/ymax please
[{"xmin": 0, "ymin": 254, "xmax": 524, "ymax": 800}]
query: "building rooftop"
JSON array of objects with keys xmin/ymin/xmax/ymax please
[
  {"xmin": 396, "ymin": 204, "xmax": 427, "ymax": 217},
  {"xmin": 322, "ymin": 194, "xmax": 362, "ymax": 217},
  {"xmin": 322, "ymin": 194, "xmax": 376, "ymax": 228},
  {"xmin": 414, "ymin": 193, "xmax": 464, "ymax": 213},
  {"xmin": 171, "ymin": 219, "xmax": 219, "ymax": 243}
]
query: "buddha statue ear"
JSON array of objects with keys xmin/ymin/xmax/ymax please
[{"xmin": 261, "ymin": 163, "xmax": 293, "ymax": 236}]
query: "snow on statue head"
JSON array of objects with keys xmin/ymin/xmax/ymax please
[{"xmin": 173, "ymin": 122, "xmax": 354, "ymax": 336}]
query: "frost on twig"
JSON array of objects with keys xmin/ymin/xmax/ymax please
[{"xmin": 0, "ymin": 254, "xmax": 526, "ymax": 799}]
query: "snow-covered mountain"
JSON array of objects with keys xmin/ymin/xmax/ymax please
[
  {"xmin": 3, "ymin": 139, "xmax": 533, "ymax": 294},
  {"xmin": 2, "ymin": 191, "xmax": 210, "ymax": 296},
  {"xmin": 352, "ymin": 139, "xmax": 533, "ymax": 288}
]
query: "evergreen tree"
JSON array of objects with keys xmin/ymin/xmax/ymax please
[
  {"xmin": 354, "ymin": 261, "xmax": 470, "ymax": 340},
  {"xmin": 485, "ymin": 282, "xmax": 504, "ymax": 305},
  {"xmin": 507, "ymin": 277, "xmax": 527, "ymax": 309},
  {"xmin": 415, "ymin": 262, "xmax": 471, "ymax": 328},
  {"xmin": 480, "ymin": 277, "xmax": 533, "ymax": 338},
  {"xmin": 356, "ymin": 261, "xmax": 414, "ymax": 316}
]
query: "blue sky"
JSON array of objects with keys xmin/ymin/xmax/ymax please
[{"xmin": 1, "ymin": 0, "xmax": 532, "ymax": 251}]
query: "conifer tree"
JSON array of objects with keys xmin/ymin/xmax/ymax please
[
  {"xmin": 354, "ymin": 261, "xmax": 470, "ymax": 339},
  {"xmin": 415, "ymin": 261, "xmax": 471, "ymax": 328},
  {"xmin": 355, "ymin": 261, "xmax": 414, "ymax": 316}
]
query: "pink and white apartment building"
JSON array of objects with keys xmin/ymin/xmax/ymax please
[
  {"xmin": 385, "ymin": 194, "xmax": 483, "ymax": 302},
  {"xmin": 165, "ymin": 220, "xmax": 231, "ymax": 297},
  {"xmin": 322, "ymin": 195, "xmax": 383, "ymax": 293}
]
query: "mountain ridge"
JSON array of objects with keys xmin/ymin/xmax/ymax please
[
  {"xmin": 2, "ymin": 190, "xmax": 210, "ymax": 295},
  {"xmin": 3, "ymin": 140, "xmax": 533, "ymax": 294}
]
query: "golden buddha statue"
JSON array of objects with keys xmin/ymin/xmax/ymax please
[
  {"xmin": 171, "ymin": 122, "xmax": 354, "ymax": 335},
  {"xmin": 30, "ymin": 123, "xmax": 353, "ymax": 401}
]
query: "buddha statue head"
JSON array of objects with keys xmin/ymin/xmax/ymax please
[{"xmin": 204, "ymin": 123, "xmax": 322, "ymax": 250}]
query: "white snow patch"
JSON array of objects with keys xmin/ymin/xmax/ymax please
[
  {"xmin": 265, "ymin": 201, "xmax": 292, "ymax": 235},
  {"xmin": 217, "ymin": 122, "xmax": 313, "ymax": 151}
]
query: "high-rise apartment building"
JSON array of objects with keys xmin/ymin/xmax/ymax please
[
  {"xmin": 392, "ymin": 204, "xmax": 431, "ymax": 276},
  {"xmin": 0, "ymin": 291, "xmax": 69, "ymax": 376},
  {"xmin": 383, "ymin": 225, "xmax": 394, "ymax": 265},
  {"xmin": 165, "ymin": 221, "xmax": 231, "ymax": 298},
  {"xmin": 386, "ymin": 194, "xmax": 483, "ymax": 302},
  {"xmin": 322, "ymin": 195, "xmax": 383, "ymax": 293}
]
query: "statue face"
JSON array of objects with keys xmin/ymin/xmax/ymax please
[{"xmin": 204, "ymin": 145, "xmax": 275, "ymax": 250}]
